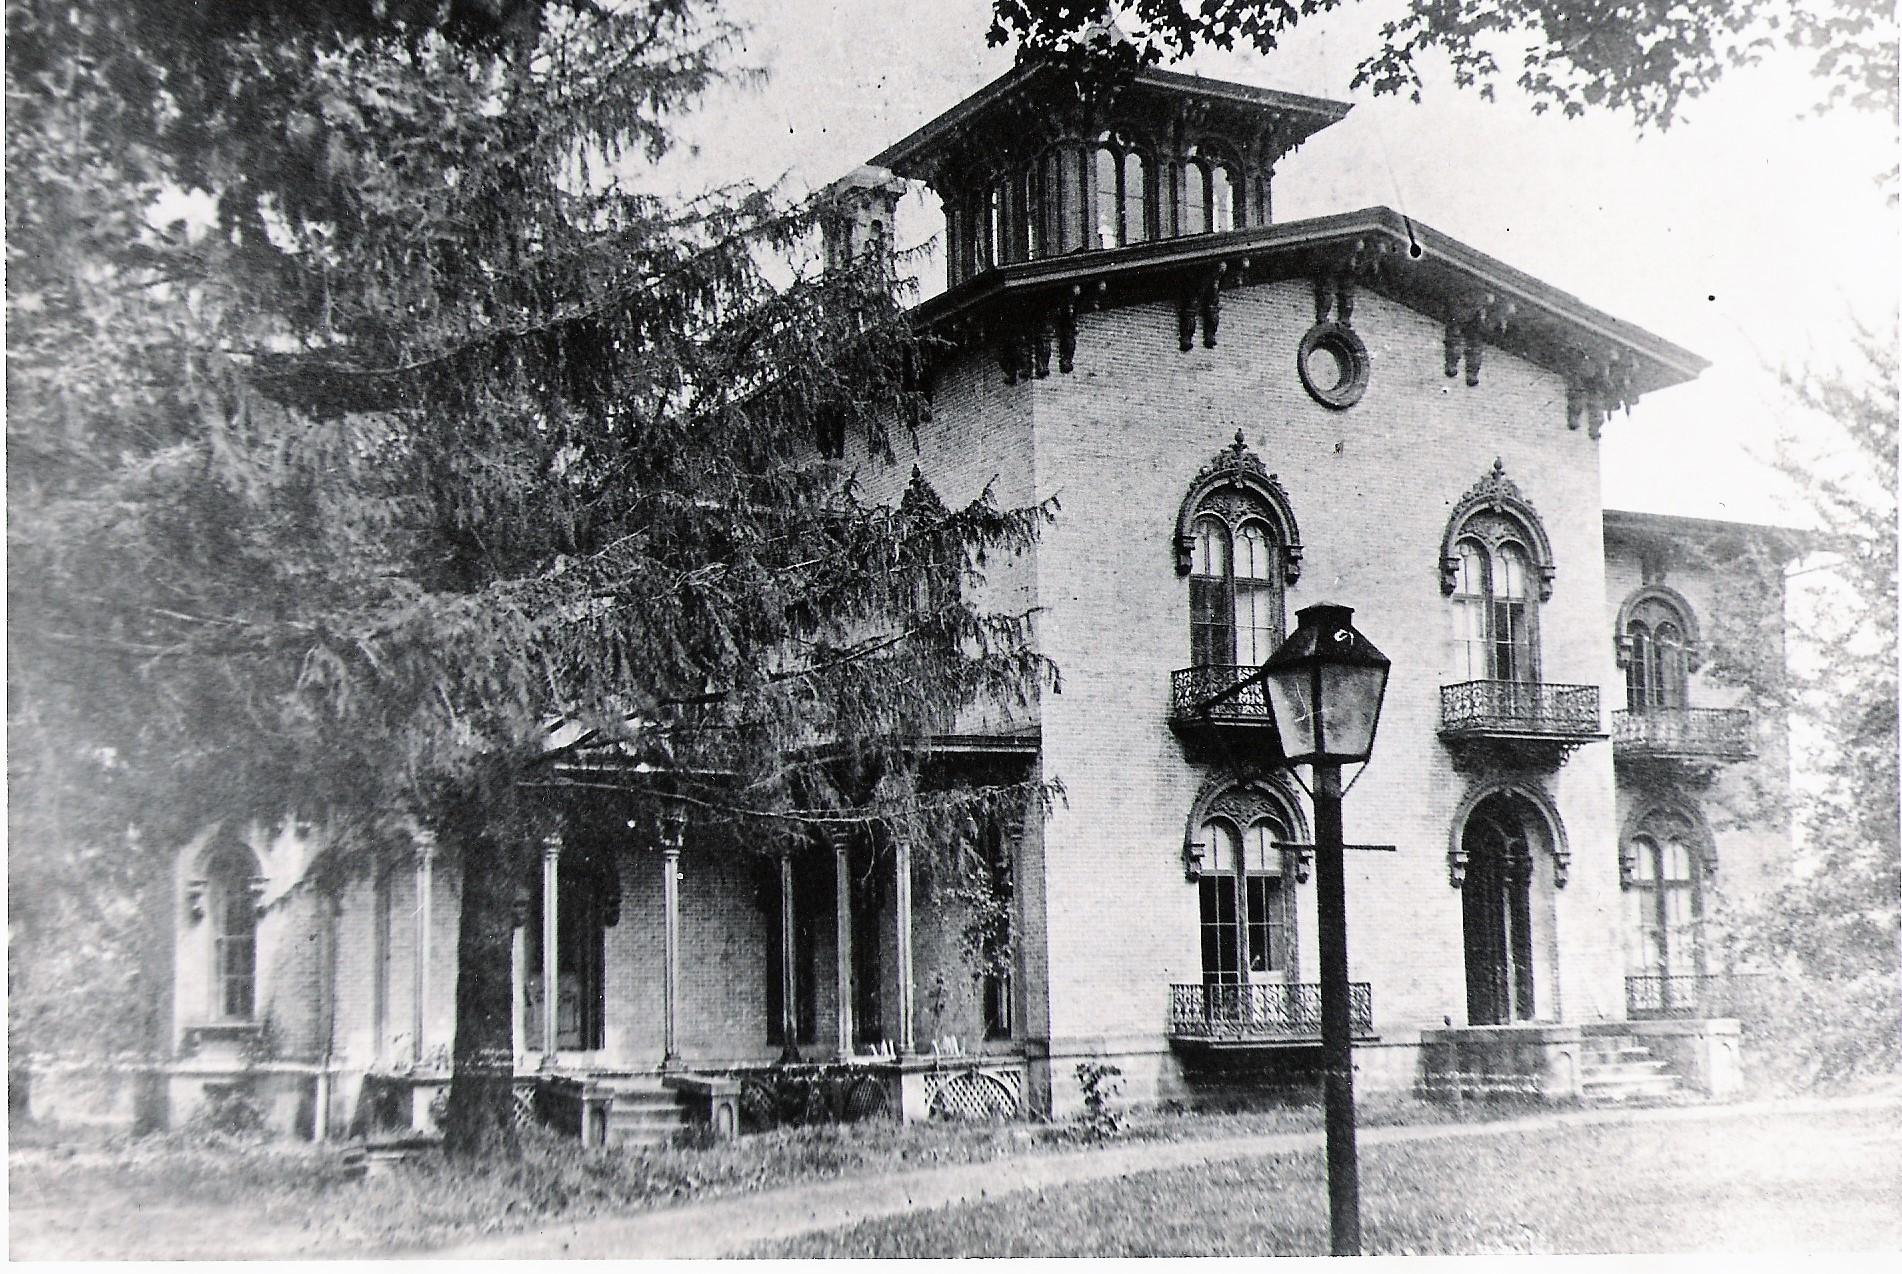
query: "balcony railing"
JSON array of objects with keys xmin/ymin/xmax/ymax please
[
  {"xmin": 1170, "ymin": 664, "xmax": 1274, "ymax": 727},
  {"xmin": 1439, "ymin": 679, "xmax": 1601, "ymax": 739},
  {"xmin": 1168, "ymin": 981, "xmax": 1373, "ymax": 1042},
  {"xmin": 1612, "ymin": 708, "xmax": 1753, "ymax": 762},
  {"xmin": 1626, "ymin": 972, "xmax": 1757, "ymax": 1020}
]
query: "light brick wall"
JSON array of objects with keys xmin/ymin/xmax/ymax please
[
  {"xmin": 1602, "ymin": 537, "xmax": 1794, "ymax": 934},
  {"xmin": 1002, "ymin": 280, "xmax": 1629, "ymax": 1069}
]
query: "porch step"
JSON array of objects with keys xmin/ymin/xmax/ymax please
[
  {"xmin": 595, "ymin": 1078, "xmax": 691, "ymax": 1147},
  {"xmin": 1578, "ymin": 1040, "xmax": 1686, "ymax": 1106}
]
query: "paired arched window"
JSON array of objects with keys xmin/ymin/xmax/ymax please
[
  {"xmin": 1620, "ymin": 591, "xmax": 1698, "ymax": 711},
  {"xmin": 1197, "ymin": 805, "xmax": 1294, "ymax": 985},
  {"xmin": 1092, "ymin": 142, "xmax": 1152, "ymax": 247},
  {"xmin": 1440, "ymin": 461, "xmax": 1556, "ymax": 685},
  {"xmin": 1452, "ymin": 538, "xmax": 1538, "ymax": 683},
  {"xmin": 1190, "ymin": 513, "xmax": 1284, "ymax": 668},
  {"xmin": 1176, "ymin": 151, "xmax": 1238, "ymax": 236},
  {"xmin": 1624, "ymin": 812, "xmax": 1705, "ymax": 980},
  {"xmin": 204, "ymin": 840, "xmax": 260, "ymax": 1021}
]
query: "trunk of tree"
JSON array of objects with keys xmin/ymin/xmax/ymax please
[{"xmin": 443, "ymin": 828, "xmax": 519, "ymax": 1159}]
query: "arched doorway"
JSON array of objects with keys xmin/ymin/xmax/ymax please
[{"xmin": 1461, "ymin": 795, "xmax": 1539, "ymax": 1025}]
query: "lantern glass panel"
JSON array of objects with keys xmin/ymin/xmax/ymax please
[
  {"xmin": 1264, "ymin": 666, "xmax": 1317, "ymax": 759},
  {"xmin": 1318, "ymin": 662, "xmax": 1388, "ymax": 761}
]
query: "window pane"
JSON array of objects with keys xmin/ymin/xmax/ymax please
[
  {"xmin": 1191, "ymin": 578, "xmax": 1231, "ymax": 666},
  {"xmin": 1060, "ymin": 148, "xmax": 1086, "ymax": 252},
  {"xmin": 1094, "ymin": 146, "xmax": 1118, "ymax": 247},
  {"xmin": 1234, "ymin": 522, "xmax": 1272, "ymax": 580},
  {"xmin": 1497, "ymin": 545, "xmax": 1531, "ymax": 599},
  {"xmin": 1244, "ymin": 819, "xmax": 1284, "ymax": 875},
  {"xmin": 1455, "ymin": 600, "xmax": 1487, "ymax": 681},
  {"xmin": 1211, "ymin": 165, "xmax": 1236, "ymax": 231},
  {"xmin": 1626, "ymin": 622, "xmax": 1653, "ymax": 710},
  {"xmin": 1663, "ymin": 838, "xmax": 1692, "ymax": 881},
  {"xmin": 1654, "ymin": 622, "xmax": 1687, "ymax": 707},
  {"xmin": 1183, "ymin": 160, "xmax": 1209, "ymax": 234},
  {"xmin": 1202, "ymin": 820, "xmax": 1239, "ymax": 874},
  {"xmin": 1123, "ymin": 152, "xmax": 1149, "ymax": 242},
  {"xmin": 1631, "ymin": 837, "xmax": 1658, "ymax": 881},
  {"xmin": 1192, "ymin": 517, "xmax": 1228, "ymax": 577}
]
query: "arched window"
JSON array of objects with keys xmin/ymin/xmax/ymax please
[
  {"xmin": 1089, "ymin": 138, "xmax": 1151, "ymax": 248},
  {"xmin": 204, "ymin": 840, "xmax": 260, "ymax": 1021},
  {"xmin": 1175, "ymin": 152, "xmax": 1240, "ymax": 237},
  {"xmin": 1177, "ymin": 434, "xmax": 1301, "ymax": 666},
  {"xmin": 1626, "ymin": 819, "xmax": 1704, "ymax": 980},
  {"xmin": 1187, "ymin": 512, "xmax": 1285, "ymax": 668},
  {"xmin": 1196, "ymin": 801, "xmax": 1295, "ymax": 987},
  {"xmin": 1441, "ymin": 460, "xmax": 1556, "ymax": 684},
  {"xmin": 1451, "ymin": 537, "xmax": 1538, "ymax": 683},
  {"xmin": 1123, "ymin": 151, "xmax": 1150, "ymax": 243},
  {"xmin": 1620, "ymin": 591, "xmax": 1697, "ymax": 710}
]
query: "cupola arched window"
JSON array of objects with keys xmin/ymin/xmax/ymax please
[
  {"xmin": 1090, "ymin": 135, "xmax": 1151, "ymax": 248},
  {"xmin": 1617, "ymin": 588, "xmax": 1701, "ymax": 711},
  {"xmin": 1176, "ymin": 149, "xmax": 1238, "ymax": 236},
  {"xmin": 1440, "ymin": 460, "xmax": 1556, "ymax": 684},
  {"xmin": 1177, "ymin": 433, "xmax": 1302, "ymax": 671}
]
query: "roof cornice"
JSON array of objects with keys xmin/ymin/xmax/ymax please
[{"xmin": 913, "ymin": 207, "xmax": 1708, "ymax": 409}]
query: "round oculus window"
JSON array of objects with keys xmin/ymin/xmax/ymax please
[{"xmin": 1297, "ymin": 321, "xmax": 1370, "ymax": 409}]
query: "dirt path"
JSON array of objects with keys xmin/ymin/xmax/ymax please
[{"xmin": 429, "ymin": 1093, "xmax": 1902, "ymax": 1259}]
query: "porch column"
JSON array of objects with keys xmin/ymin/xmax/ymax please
[
  {"xmin": 412, "ymin": 830, "xmax": 437, "ymax": 1067},
  {"xmin": 893, "ymin": 840, "xmax": 914, "ymax": 1058},
  {"xmin": 541, "ymin": 831, "xmax": 562, "ymax": 1066},
  {"xmin": 510, "ymin": 920, "xmax": 527, "ymax": 1065},
  {"xmin": 831, "ymin": 827, "xmax": 854, "ymax": 1060},
  {"xmin": 778, "ymin": 853, "xmax": 800, "ymax": 1061},
  {"xmin": 660, "ymin": 807, "xmax": 685, "ymax": 1069}
]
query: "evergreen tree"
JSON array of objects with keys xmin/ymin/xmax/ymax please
[{"xmin": 7, "ymin": 0, "xmax": 1050, "ymax": 1153}]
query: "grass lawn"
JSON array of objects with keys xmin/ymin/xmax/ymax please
[
  {"xmin": 5, "ymin": 1119, "xmax": 1043, "ymax": 1259},
  {"xmin": 0, "ymin": 1092, "xmax": 1544, "ymax": 1259},
  {"xmin": 758, "ymin": 1106, "xmax": 1902, "ymax": 1257}
]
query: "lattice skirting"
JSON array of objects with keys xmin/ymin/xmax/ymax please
[{"xmin": 923, "ymin": 1066, "xmax": 1021, "ymax": 1120}]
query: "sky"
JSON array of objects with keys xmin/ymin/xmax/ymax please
[{"xmin": 655, "ymin": 0, "xmax": 1898, "ymax": 528}]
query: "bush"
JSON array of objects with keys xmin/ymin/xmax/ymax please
[
  {"xmin": 1739, "ymin": 969, "xmax": 1902, "ymax": 1091},
  {"xmin": 1074, "ymin": 1062, "xmax": 1124, "ymax": 1142},
  {"xmin": 186, "ymin": 1085, "xmax": 267, "ymax": 1140}
]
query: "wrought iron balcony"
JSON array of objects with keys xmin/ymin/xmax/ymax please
[
  {"xmin": 1626, "ymin": 972, "xmax": 1756, "ymax": 1020},
  {"xmin": 1612, "ymin": 708, "xmax": 1753, "ymax": 763},
  {"xmin": 1168, "ymin": 981, "xmax": 1373, "ymax": 1044},
  {"xmin": 1169, "ymin": 664, "xmax": 1276, "ymax": 729},
  {"xmin": 1440, "ymin": 679, "xmax": 1601, "ymax": 737}
]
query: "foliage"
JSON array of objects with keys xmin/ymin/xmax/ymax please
[
  {"xmin": 1699, "ymin": 325, "xmax": 1900, "ymax": 1087},
  {"xmin": 183, "ymin": 1085, "xmax": 269, "ymax": 1141},
  {"xmin": 7, "ymin": 0, "xmax": 1052, "ymax": 1156},
  {"xmin": 987, "ymin": 1, "xmax": 1900, "ymax": 131},
  {"xmin": 1073, "ymin": 1060, "xmax": 1124, "ymax": 1141}
]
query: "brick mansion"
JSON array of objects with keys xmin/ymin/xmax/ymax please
[{"xmin": 39, "ymin": 55, "xmax": 1798, "ymax": 1141}]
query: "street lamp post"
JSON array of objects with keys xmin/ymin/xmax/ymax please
[{"xmin": 1261, "ymin": 603, "xmax": 1391, "ymax": 1257}]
